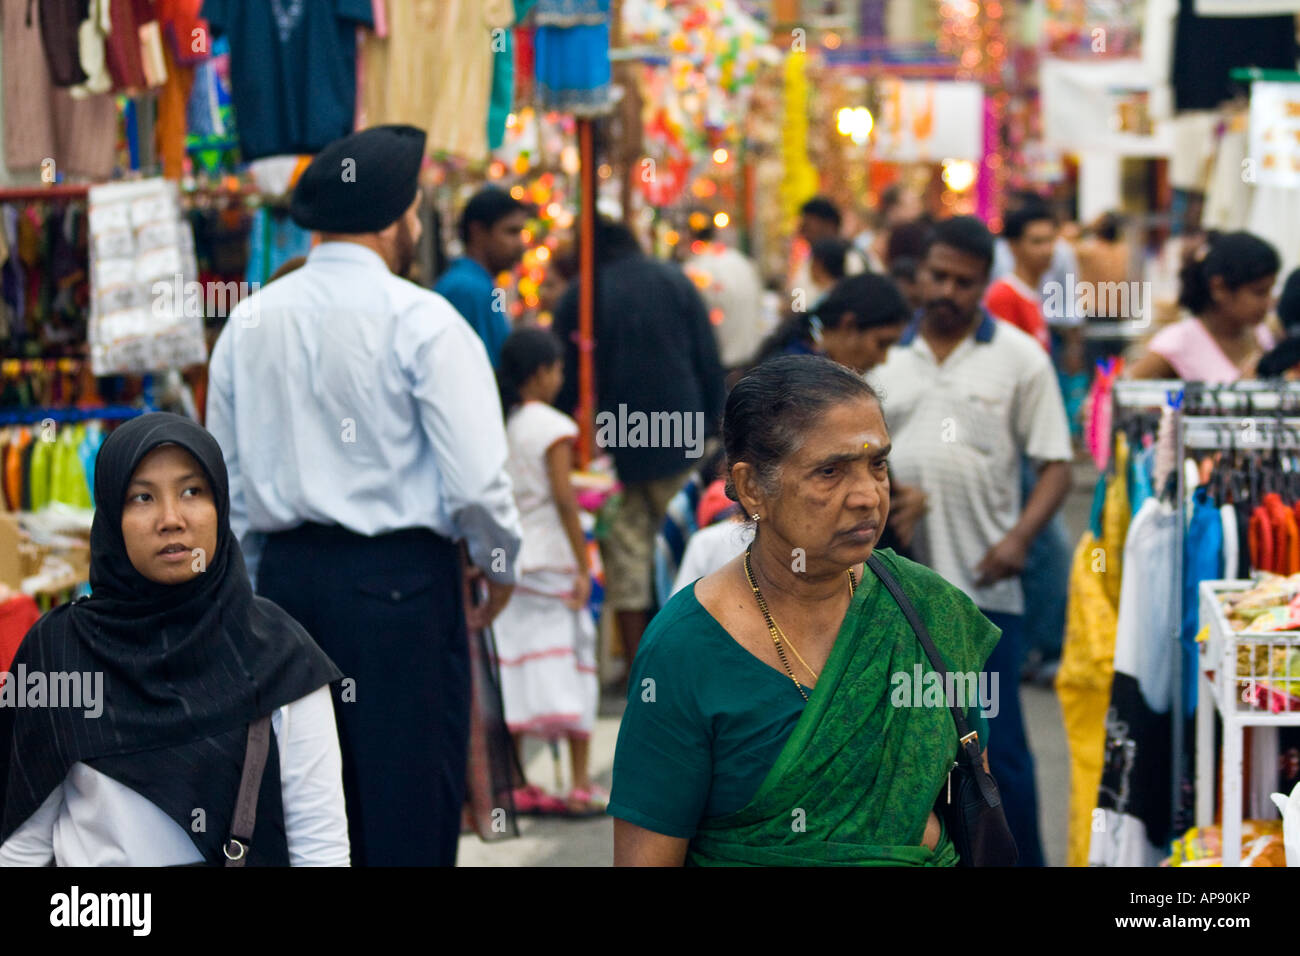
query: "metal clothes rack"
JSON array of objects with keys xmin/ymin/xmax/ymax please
[{"xmin": 1171, "ymin": 382, "xmax": 1300, "ymax": 857}]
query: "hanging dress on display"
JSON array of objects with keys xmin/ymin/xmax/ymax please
[{"xmin": 534, "ymin": 0, "xmax": 613, "ymax": 117}]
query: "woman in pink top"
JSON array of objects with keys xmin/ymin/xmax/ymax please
[{"xmin": 1129, "ymin": 231, "xmax": 1280, "ymax": 382}]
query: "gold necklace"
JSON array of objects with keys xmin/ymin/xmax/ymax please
[{"xmin": 743, "ymin": 546, "xmax": 858, "ymax": 702}]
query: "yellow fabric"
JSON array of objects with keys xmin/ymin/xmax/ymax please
[
  {"xmin": 362, "ymin": 0, "xmax": 515, "ymax": 162},
  {"xmin": 1057, "ymin": 530, "xmax": 1120, "ymax": 867},
  {"xmin": 1100, "ymin": 431, "xmax": 1130, "ymax": 608}
]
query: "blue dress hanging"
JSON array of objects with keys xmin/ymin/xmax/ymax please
[{"xmin": 534, "ymin": 0, "xmax": 613, "ymax": 116}]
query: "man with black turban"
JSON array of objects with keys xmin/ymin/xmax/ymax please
[{"xmin": 206, "ymin": 124, "xmax": 523, "ymax": 866}]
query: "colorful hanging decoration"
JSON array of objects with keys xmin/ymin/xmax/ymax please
[{"xmin": 780, "ymin": 50, "xmax": 818, "ymax": 233}]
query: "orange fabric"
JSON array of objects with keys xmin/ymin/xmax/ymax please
[
  {"xmin": 1284, "ymin": 509, "xmax": 1300, "ymax": 575},
  {"xmin": 1265, "ymin": 493, "xmax": 1291, "ymax": 574},
  {"xmin": 984, "ymin": 278, "xmax": 1050, "ymax": 351},
  {"xmin": 155, "ymin": 42, "xmax": 194, "ymax": 180},
  {"xmin": 4, "ymin": 429, "xmax": 30, "ymax": 513}
]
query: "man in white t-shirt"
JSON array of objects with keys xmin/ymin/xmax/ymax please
[
  {"xmin": 685, "ymin": 212, "xmax": 767, "ymax": 372},
  {"xmin": 870, "ymin": 215, "xmax": 1073, "ymax": 868}
]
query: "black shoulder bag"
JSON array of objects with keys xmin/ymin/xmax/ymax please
[{"xmin": 867, "ymin": 555, "xmax": 1018, "ymax": 867}]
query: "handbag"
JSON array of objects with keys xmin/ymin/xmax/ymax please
[
  {"xmin": 867, "ymin": 555, "xmax": 1019, "ymax": 867},
  {"xmin": 222, "ymin": 715, "xmax": 272, "ymax": 867}
]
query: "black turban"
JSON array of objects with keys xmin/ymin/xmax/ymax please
[{"xmin": 290, "ymin": 124, "xmax": 427, "ymax": 234}]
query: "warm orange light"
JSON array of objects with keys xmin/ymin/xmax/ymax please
[
  {"xmin": 510, "ymin": 185, "xmax": 525, "ymax": 200},
  {"xmin": 713, "ymin": 212, "xmax": 730, "ymax": 229},
  {"xmin": 665, "ymin": 230, "xmax": 680, "ymax": 245},
  {"xmin": 823, "ymin": 32, "xmax": 841, "ymax": 50},
  {"xmin": 712, "ymin": 148, "xmax": 729, "ymax": 164},
  {"xmin": 535, "ymin": 246, "xmax": 551, "ymax": 262}
]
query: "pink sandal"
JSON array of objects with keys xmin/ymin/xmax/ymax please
[{"xmin": 512, "ymin": 784, "xmax": 568, "ymax": 816}]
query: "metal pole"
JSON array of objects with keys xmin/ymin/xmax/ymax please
[
  {"xmin": 1172, "ymin": 399, "xmax": 1185, "ymax": 843},
  {"xmin": 577, "ymin": 118, "xmax": 596, "ymax": 467}
]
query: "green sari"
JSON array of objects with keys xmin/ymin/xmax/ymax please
[{"xmin": 687, "ymin": 550, "xmax": 1000, "ymax": 866}]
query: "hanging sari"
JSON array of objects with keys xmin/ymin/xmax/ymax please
[{"xmin": 687, "ymin": 551, "xmax": 1000, "ymax": 866}]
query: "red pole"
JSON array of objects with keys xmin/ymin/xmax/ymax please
[{"xmin": 577, "ymin": 118, "xmax": 596, "ymax": 467}]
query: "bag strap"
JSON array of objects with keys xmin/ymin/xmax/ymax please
[
  {"xmin": 224, "ymin": 714, "xmax": 272, "ymax": 867},
  {"xmin": 866, "ymin": 554, "xmax": 980, "ymax": 761}
]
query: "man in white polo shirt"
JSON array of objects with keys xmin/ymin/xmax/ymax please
[{"xmin": 870, "ymin": 215, "xmax": 1072, "ymax": 867}]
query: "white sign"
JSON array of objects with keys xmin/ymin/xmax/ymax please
[
  {"xmin": 872, "ymin": 80, "xmax": 983, "ymax": 163},
  {"xmin": 1249, "ymin": 80, "xmax": 1300, "ymax": 190}
]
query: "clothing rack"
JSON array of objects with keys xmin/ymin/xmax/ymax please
[{"xmin": 1171, "ymin": 382, "xmax": 1300, "ymax": 845}]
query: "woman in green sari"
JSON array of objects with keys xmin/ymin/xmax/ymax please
[{"xmin": 609, "ymin": 355, "xmax": 1002, "ymax": 866}]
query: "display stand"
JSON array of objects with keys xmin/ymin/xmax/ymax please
[{"xmin": 1197, "ymin": 578, "xmax": 1300, "ymax": 866}]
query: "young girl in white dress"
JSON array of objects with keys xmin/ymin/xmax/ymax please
[{"xmin": 494, "ymin": 328, "xmax": 603, "ymax": 815}]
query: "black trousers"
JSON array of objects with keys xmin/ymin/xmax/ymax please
[{"xmin": 257, "ymin": 523, "xmax": 469, "ymax": 866}]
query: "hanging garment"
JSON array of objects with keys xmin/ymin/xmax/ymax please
[
  {"xmin": 1172, "ymin": 0, "xmax": 1299, "ymax": 112},
  {"xmin": 362, "ymin": 0, "xmax": 514, "ymax": 162},
  {"xmin": 535, "ymin": 0, "xmax": 613, "ymax": 117},
  {"xmin": 155, "ymin": 40, "xmax": 195, "ymax": 179},
  {"xmin": 1060, "ymin": 531, "xmax": 1120, "ymax": 867},
  {"xmin": 202, "ymin": 0, "xmax": 373, "ymax": 161},
  {"xmin": 38, "ymin": 0, "xmax": 90, "ymax": 87},
  {"xmin": 1221, "ymin": 503, "xmax": 1240, "ymax": 581},
  {"xmin": 27, "ymin": 433, "xmax": 55, "ymax": 512},
  {"xmin": 1, "ymin": 0, "xmax": 118, "ymax": 180},
  {"xmin": 1090, "ymin": 497, "xmax": 1179, "ymax": 867},
  {"xmin": 1130, "ymin": 443, "xmax": 1156, "ymax": 518},
  {"xmin": 104, "ymin": 0, "xmax": 151, "ymax": 91},
  {"xmin": 1182, "ymin": 487, "xmax": 1224, "ymax": 715},
  {"xmin": 488, "ymin": 0, "xmax": 538, "ymax": 151},
  {"xmin": 243, "ymin": 207, "xmax": 312, "ymax": 287},
  {"xmin": 1248, "ymin": 183, "xmax": 1300, "ymax": 286},
  {"xmin": 1101, "ymin": 433, "xmax": 1131, "ymax": 610},
  {"xmin": 1203, "ymin": 122, "xmax": 1252, "ymax": 233}
]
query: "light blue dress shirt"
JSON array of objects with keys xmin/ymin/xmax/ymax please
[{"xmin": 206, "ymin": 242, "xmax": 522, "ymax": 586}]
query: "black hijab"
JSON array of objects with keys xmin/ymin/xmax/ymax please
[{"xmin": 0, "ymin": 413, "xmax": 341, "ymax": 862}]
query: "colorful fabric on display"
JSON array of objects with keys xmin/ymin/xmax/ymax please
[
  {"xmin": 1181, "ymin": 486, "xmax": 1224, "ymax": 715},
  {"xmin": 361, "ymin": 0, "xmax": 513, "ymax": 161},
  {"xmin": 488, "ymin": 0, "xmax": 539, "ymax": 150},
  {"xmin": 1172, "ymin": 0, "xmax": 1298, "ymax": 112},
  {"xmin": 1090, "ymin": 497, "xmax": 1179, "ymax": 867},
  {"xmin": 244, "ymin": 207, "xmax": 312, "ymax": 287},
  {"xmin": 1059, "ymin": 531, "xmax": 1119, "ymax": 867},
  {"xmin": 535, "ymin": 0, "xmax": 612, "ymax": 116},
  {"xmin": 1101, "ymin": 432, "xmax": 1130, "ymax": 609},
  {"xmin": 200, "ymin": 0, "xmax": 372, "ymax": 161}
]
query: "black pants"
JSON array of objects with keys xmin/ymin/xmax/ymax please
[{"xmin": 257, "ymin": 523, "xmax": 469, "ymax": 866}]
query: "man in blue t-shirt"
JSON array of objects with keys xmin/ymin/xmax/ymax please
[{"xmin": 434, "ymin": 189, "xmax": 530, "ymax": 368}]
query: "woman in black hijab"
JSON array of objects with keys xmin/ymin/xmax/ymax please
[{"xmin": 0, "ymin": 413, "xmax": 348, "ymax": 866}]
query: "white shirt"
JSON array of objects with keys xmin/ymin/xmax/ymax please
[
  {"xmin": 0, "ymin": 686, "xmax": 349, "ymax": 866},
  {"xmin": 505, "ymin": 401, "xmax": 580, "ymax": 574},
  {"xmin": 670, "ymin": 520, "xmax": 754, "ymax": 597},
  {"xmin": 869, "ymin": 313, "xmax": 1073, "ymax": 615},
  {"xmin": 206, "ymin": 242, "xmax": 523, "ymax": 585},
  {"xmin": 686, "ymin": 245, "xmax": 766, "ymax": 368}
]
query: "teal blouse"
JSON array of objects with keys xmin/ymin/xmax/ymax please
[{"xmin": 608, "ymin": 580, "xmax": 991, "ymax": 840}]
